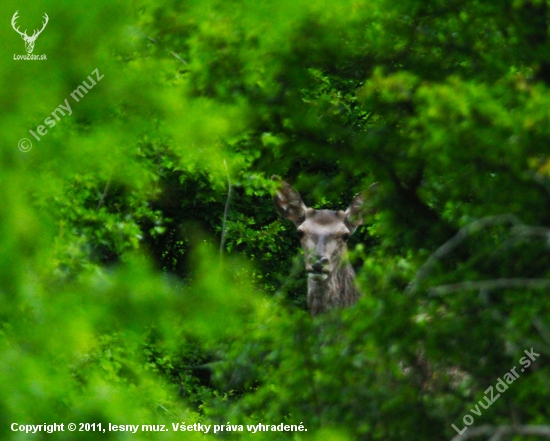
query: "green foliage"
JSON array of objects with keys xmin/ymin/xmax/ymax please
[{"xmin": 2, "ymin": 0, "xmax": 550, "ymax": 439}]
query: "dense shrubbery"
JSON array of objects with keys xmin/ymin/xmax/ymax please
[{"xmin": 2, "ymin": 0, "xmax": 550, "ymax": 439}]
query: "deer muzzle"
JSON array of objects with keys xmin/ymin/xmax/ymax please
[{"xmin": 306, "ymin": 257, "xmax": 330, "ymax": 280}]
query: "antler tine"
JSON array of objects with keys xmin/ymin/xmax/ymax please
[
  {"xmin": 11, "ymin": 11, "xmax": 28, "ymax": 37},
  {"xmin": 31, "ymin": 13, "xmax": 49, "ymax": 38},
  {"xmin": 40, "ymin": 13, "xmax": 49, "ymax": 32},
  {"xmin": 11, "ymin": 10, "xmax": 19, "ymax": 28}
]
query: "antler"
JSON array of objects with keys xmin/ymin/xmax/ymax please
[
  {"xmin": 30, "ymin": 13, "xmax": 49, "ymax": 38},
  {"xmin": 11, "ymin": 11, "xmax": 28, "ymax": 38},
  {"xmin": 11, "ymin": 12, "xmax": 49, "ymax": 40}
]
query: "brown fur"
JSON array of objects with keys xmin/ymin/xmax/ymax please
[{"xmin": 307, "ymin": 262, "xmax": 360, "ymax": 315}]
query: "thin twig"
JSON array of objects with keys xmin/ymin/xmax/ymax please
[
  {"xmin": 154, "ymin": 402, "xmax": 170, "ymax": 413},
  {"xmin": 168, "ymin": 50, "xmax": 188, "ymax": 66},
  {"xmin": 450, "ymin": 424, "xmax": 550, "ymax": 441},
  {"xmin": 145, "ymin": 34, "xmax": 189, "ymax": 66},
  {"xmin": 488, "ymin": 225, "xmax": 550, "ymax": 260},
  {"xmin": 405, "ymin": 214, "xmax": 523, "ymax": 296},
  {"xmin": 220, "ymin": 160, "xmax": 232, "ymax": 255},
  {"xmin": 510, "ymin": 225, "xmax": 550, "ymax": 239},
  {"xmin": 96, "ymin": 171, "xmax": 113, "ymax": 211},
  {"xmin": 428, "ymin": 278, "xmax": 550, "ymax": 296}
]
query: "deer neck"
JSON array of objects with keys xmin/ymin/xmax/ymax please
[{"xmin": 307, "ymin": 262, "xmax": 360, "ymax": 316}]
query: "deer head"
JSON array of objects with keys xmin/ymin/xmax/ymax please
[
  {"xmin": 272, "ymin": 176, "xmax": 365, "ymax": 282},
  {"xmin": 12, "ymin": 11, "xmax": 49, "ymax": 54}
]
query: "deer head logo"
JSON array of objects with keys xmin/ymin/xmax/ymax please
[{"xmin": 11, "ymin": 11, "xmax": 49, "ymax": 54}]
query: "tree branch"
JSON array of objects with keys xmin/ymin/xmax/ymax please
[
  {"xmin": 145, "ymin": 34, "xmax": 189, "ymax": 67},
  {"xmin": 428, "ymin": 278, "xmax": 550, "ymax": 296},
  {"xmin": 220, "ymin": 160, "xmax": 232, "ymax": 255},
  {"xmin": 450, "ymin": 424, "xmax": 550, "ymax": 441},
  {"xmin": 405, "ymin": 214, "xmax": 523, "ymax": 296},
  {"xmin": 96, "ymin": 171, "xmax": 113, "ymax": 211}
]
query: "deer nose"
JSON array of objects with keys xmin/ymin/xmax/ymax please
[{"xmin": 312, "ymin": 257, "xmax": 329, "ymax": 272}]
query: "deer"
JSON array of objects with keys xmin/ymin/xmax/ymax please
[
  {"xmin": 272, "ymin": 176, "xmax": 372, "ymax": 316},
  {"xmin": 11, "ymin": 11, "xmax": 49, "ymax": 54}
]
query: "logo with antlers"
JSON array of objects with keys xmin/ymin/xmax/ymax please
[{"xmin": 11, "ymin": 11, "xmax": 49, "ymax": 54}]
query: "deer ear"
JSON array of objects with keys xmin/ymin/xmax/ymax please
[
  {"xmin": 272, "ymin": 176, "xmax": 307, "ymax": 226},
  {"xmin": 344, "ymin": 193, "xmax": 364, "ymax": 233},
  {"xmin": 344, "ymin": 182, "xmax": 379, "ymax": 233}
]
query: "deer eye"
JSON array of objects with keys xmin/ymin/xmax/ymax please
[
  {"xmin": 296, "ymin": 230, "xmax": 305, "ymax": 240},
  {"xmin": 342, "ymin": 233, "xmax": 350, "ymax": 242}
]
